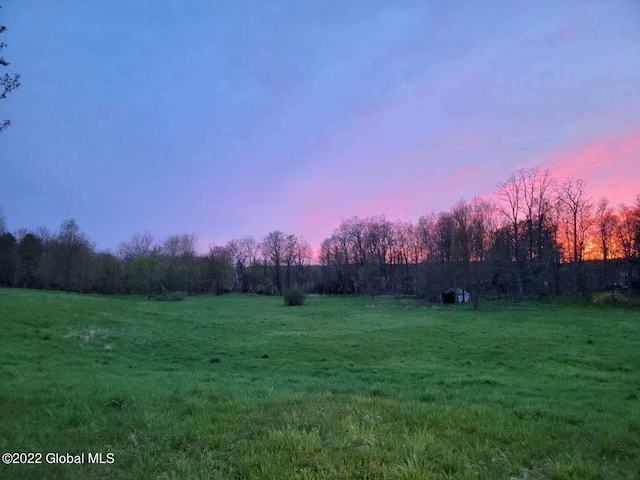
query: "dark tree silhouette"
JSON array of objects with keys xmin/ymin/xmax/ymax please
[
  {"xmin": 53, "ymin": 219, "xmax": 93, "ymax": 292},
  {"xmin": 0, "ymin": 6, "xmax": 21, "ymax": 133}
]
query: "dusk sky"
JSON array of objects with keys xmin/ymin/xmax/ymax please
[{"xmin": 2, "ymin": 1, "xmax": 639, "ymax": 253}]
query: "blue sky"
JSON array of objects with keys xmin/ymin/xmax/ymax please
[{"xmin": 2, "ymin": 0, "xmax": 640, "ymax": 252}]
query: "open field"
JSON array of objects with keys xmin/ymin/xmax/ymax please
[{"xmin": 0, "ymin": 290, "xmax": 639, "ymax": 479}]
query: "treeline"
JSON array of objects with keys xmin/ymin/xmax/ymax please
[
  {"xmin": 1, "ymin": 168, "xmax": 639, "ymax": 301},
  {"xmin": 319, "ymin": 169, "xmax": 640, "ymax": 301},
  {"xmin": 0, "ymin": 219, "xmax": 313, "ymax": 297}
]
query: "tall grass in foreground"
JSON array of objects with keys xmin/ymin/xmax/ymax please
[{"xmin": 0, "ymin": 289, "xmax": 638, "ymax": 479}]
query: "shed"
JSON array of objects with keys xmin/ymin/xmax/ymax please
[{"xmin": 441, "ymin": 288, "xmax": 471, "ymax": 304}]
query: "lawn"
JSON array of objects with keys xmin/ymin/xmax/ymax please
[{"xmin": 0, "ymin": 289, "xmax": 639, "ymax": 479}]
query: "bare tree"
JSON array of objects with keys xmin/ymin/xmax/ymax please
[
  {"xmin": 117, "ymin": 231, "xmax": 154, "ymax": 264},
  {"xmin": 342, "ymin": 216, "xmax": 368, "ymax": 266},
  {"xmin": 179, "ymin": 233, "xmax": 201, "ymax": 293},
  {"xmin": 132, "ymin": 248, "xmax": 163, "ymax": 299},
  {"xmin": 359, "ymin": 262, "xmax": 383, "ymax": 301},
  {"xmin": 416, "ymin": 212, "xmax": 437, "ymax": 263},
  {"xmin": 617, "ymin": 204, "xmax": 637, "ymax": 261},
  {"xmin": 34, "ymin": 226, "xmax": 54, "ymax": 244},
  {"xmin": 160, "ymin": 233, "xmax": 199, "ymax": 292},
  {"xmin": 92, "ymin": 251, "xmax": 122, "ymax": 294},
  {"xmin": 467, "ymin": 198, "xmax": 496, "ymax": 307},
  {"xmin": 293, "ymin": 236, "xmax": 313, "ymax": 287},
  {"xmin": 0, "ymin": 11, "xmax": 21, "ymax": 133},
  {"xmin": 284, "ymin": 234, "xmax": 298, "ymax": 289},
  {"xmin": 225, "ymin": 239, "xmax": 243, "ymax": 290},
  {"xmin": 616, "ymin": 201, "xmax": 640, "ymax": 291},
  {"xmin": 165, "ymin": 232, "xmax": 198, "ymax": 261},
  {"xmin": 520, "ymin": 168, "xmax": 556, "ymax": 259},
  {"xmin": 469, "ymin": 198, "xmax": 495, "ymax": 262},
  {"xmin": 451, "ymin": 199, "xmax": 472, "ymax": 263},
  {"xmin": 556, "ymin": 178, "xmax": 594, "ymax": 264},
  {"xmin": 495, "ymin": 172, "xmax": 524, "ymax": 296},
  {"xmin": 364, "ymin": 215, "xmax": 393, "ymax": 267},
  {"xmin": 319, "ymin": 234, "xmax": 351, "ymax": 293},
  {"xmin": 555, "ymin": 178, "xmax": 594, "ymax": 295},
  {"xmin": 261, "ymin": 230, "xmax": 286, "ymax": 294},
  {"xmin": 593, "ymin": 197, "xmax": 620, "ymax": 297},
  {"xmin": 594, "ymin": 198, "xmax": 619, "ymax": 263},
  {"xmin": 391, "ymin": 220, "xmax": 414, "ymax": 294},
  {"xmin": 208, "ymin": 245, "xmax": 234, "ymax": 295},
  {"xmin": 227, "ymin": 236, "xmax": 260, "ymax": 291},
  {"xmin": 435, "ymin": 211, "xmax": 455, "ymax": 263}
]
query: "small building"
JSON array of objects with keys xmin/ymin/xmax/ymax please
[{"xmin": 440, "ymin": 288, "xmax": 471, "ymax": 304}]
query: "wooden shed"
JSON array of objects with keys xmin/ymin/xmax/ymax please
[{"xmin": 441, "ymin": 288, "xmax": 471, "ymax": 304}]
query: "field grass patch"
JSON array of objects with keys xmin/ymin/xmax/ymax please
[{"xmin": 0, "ymin": 290, "xmax": 638, "ymax": 478}]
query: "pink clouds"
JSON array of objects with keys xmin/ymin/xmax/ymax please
[
  {"xmin": 296, "ymin": 177, "xmax": 415, "ymax": 246},
  {"xmin": 295, "ymin": 130, "xmax": 640, "ymax": 254},
  {"xmin": 292, "ymin": 133, "xmax": 497, "ymax": 249},
  {"xmin": 542, "ymin": 131, "xmax": 640, "ymax": 206},
  {"xmin": 441, "ymin": 164, "xmax": 484, "ymax": 184}
]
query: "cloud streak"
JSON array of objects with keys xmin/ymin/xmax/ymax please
[{"xmin": 542, "ymin": 131, "xmax": 640, "ymax": 205}]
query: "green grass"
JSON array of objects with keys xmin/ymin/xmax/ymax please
[{"xmin": 0, "ymin": 289, "xmax": 639, "ymax": 479}]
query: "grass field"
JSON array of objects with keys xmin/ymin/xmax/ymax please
[{"xmin": 0, "ymin": 289, "xmax": 639, "ymax": 479}]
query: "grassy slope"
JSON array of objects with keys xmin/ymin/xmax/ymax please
[{"xmin": 0, "ymin": 289, "xmax": 638, "ymax": 479}]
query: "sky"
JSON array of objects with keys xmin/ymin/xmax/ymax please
[{"xmin": 2, "ymin": 0, "xmax": 640, "ymax": 254}]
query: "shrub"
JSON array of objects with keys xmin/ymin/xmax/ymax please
[
  {"xmin": 164, "ymin": 291, "xmax": 187, "ymax": 301},
  {"xmin": 592, "ymin": 291, "xmax": 629, "ymax": 305},
  {"xmin": 283, "ymin": 287, "xmax": 306, "ymax": 306}
]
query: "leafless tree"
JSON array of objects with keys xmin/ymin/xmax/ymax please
[
  {"xmin": 364, "ymin": 215, "xmax": 393, "ymax": 267},
  {"xmin": 617, "ymin": 204, "xmax": 637, "ymax": 261},
  {"xmin": 495, "ymin": 172, "xmax": 525, "ymax": 296},
  {"xmin": 208, "ymin": 245, "xmax": 234, "ymax": 295},
  {"xmin": 34, "ymin": 226, "xmax": 54, "ymax": 244},
  {"xmin": 521, "ymin": 168, "xmax": 556, "ymax": 259},
  {"xmin": 593, "ymin": 197, "xmax": 620, "ymax": 297},
  {"xmin": 616, "ymin": 201, "xmax": 640, "ymax": 291},
  {"xmin": 435, "ymin": 211, "xmax": 454, "ymax": 263},
  {"xmin": 359, "ymin": 262, "xmax": 383, "ymax": 301},
  {"xmin": 451, "ymin": 200, "xmax": 472, "ymax": 263},
  {"xmin": 261, "ymin": 230, "xmax": 286, "ymax": 293},
  {"xmin": 416, "ymin": 212, "xmax": 437, "ymax": 263},
  {"xmin": 226, "ymin": 238, "xmax": 244, "ymax": 290},
  {"xmin": 229, "ymin": 236, "xmax": 260, "ymax": 291},
  {"xmin": 131, "ymin": 248, "xmax": 163, "ymax": 299},
  {"xmin": 161, "ymin": 233, "xmax": 198, "ymax": 259},
  {"xmin": 293, "ymin": 236, "xmax": 313, "ymax": 287},
  {"xmin": 555, "ymin": 178, "xmax": 594, "ymax": 295},
  {"xmin": 320, "ymin": 234, "xmax": 351, "ymax": 293},
  {"xmin": 469, "ymin": 198, "xmax": 495, "ymax": 262},
  {"xmin": 284, "ymin": 234, "xmax": 299, "ymax": 289},
  {"xmin": 92, "ymin": 251, "xmax": 122, "ymax": 295},
  {"xmin": 467, "ymin": 198, "xmax": 496, "ymax": 307},
  {"xmin": 594, "ymin": 197, "xmax": 619, "ymax": 263},
  {"xmin": 556, "ymin": 178, "xmax": 594, "ymax": 264},
  {"xmin": 117, "ymin": 231, "xmax": 154, "ymax": 264},
  {"xmin": 0, "ymin": 207, "xmax": 6, "ymax": 233},
  {"xmin": 160, "ymin": 233, "xmax": 200, "ymax": 292},
  {"xmin": 0, "ymin": 14, "xmax": 21, "ymax": 133},
  {"xmin": 341, "ymin": 216, "xmax": 367, "ymax": 266}
]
